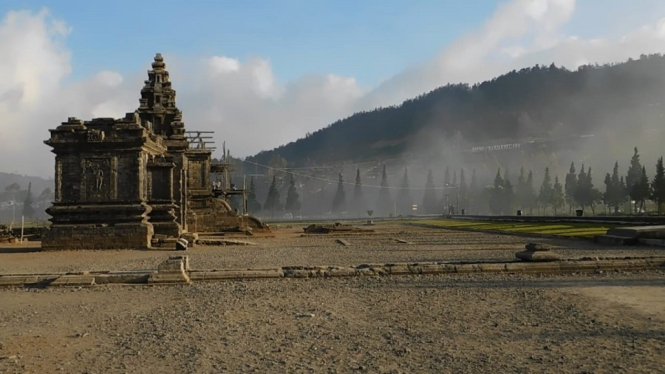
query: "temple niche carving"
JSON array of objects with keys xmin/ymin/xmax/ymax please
[{"xmin": 43, "ymin": 53, "xmax": 267, "ymax": 251}]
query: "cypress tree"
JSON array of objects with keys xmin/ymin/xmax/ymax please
[
  {"xmin": 652, "ymin": 157, "xmax": 665, "ymax": 215},
  {"xmin": 459, "ymin": 168, "xmax": 469, "ymax": 213},
  {"xmin": 285, "ymin": 175, "xmax": 301, "ymax": 215},
  {"xmin": 264, "ymin": 176, "xmax": 282, "ymax": 216},
  {"xmin": 469, "ymin": 169, "xmax": 478, "ymax": 213},
  {"xmin": 552, "ymin": 176, "xmax": 565, "ymax": 215},
  {"xmin": 526, "ymin": 170, "xmax": 536, "ymax": 214},
  {"xmin": 353, "ymin": 168, "xmax": 365, "ymax": 216},
  {"xmin": 246, "ymin": 177, "xmax": 262, "ymax": 213},
  {"xmin": 332, "ymin": 173, "xmax": 346, "ymax": 214},
  {"xmin": 626, "ymin": 147, "xmax": 643, "ymax": 213},
  {"xmin": 22, "ymin": 182, "xmax": 35, "ymax": 219},
  {"xmin": 489, "ymin": 168, "xmax": 504, "ymax": 215},
  {"xmin": 377, "ymin": 165, "xmax": 393, "ymax": 216},
  {"xmin": 422, "ymin": 170, "xmax": 437, "ymax": 214},
  {"xmin": 565, "ymin": 162, "xmax": 577, "ymax": 213},
  {"xmin": 538, "ymin": 167, "xmax": 553, "ymax": 214},
  {"xmin": 396, "ymin": 168, "xmax": 411, "ymax": 216}
]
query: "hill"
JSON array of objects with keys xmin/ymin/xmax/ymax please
[{"xmin": 247, "ymin": 54, "xmax": 665, "ymax": 168}]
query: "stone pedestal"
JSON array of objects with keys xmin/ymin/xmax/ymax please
[{"xmin": 42, "ymin": 203, "xmax": 154, "ymax": 250}]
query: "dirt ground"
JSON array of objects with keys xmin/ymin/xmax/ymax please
[
  {"xmin": 1, "ymin": 223, "xmax": 664, "ymax": 274},
  {"xmin": 1, "ymin": 223, "xmax": 664, "ymax": 373}
]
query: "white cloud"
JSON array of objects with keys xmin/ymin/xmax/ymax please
[{"xmin": 2, "ymin": 1, "xmax": 665, "ymax": 177}]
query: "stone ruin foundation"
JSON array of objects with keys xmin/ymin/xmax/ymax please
[{"xmin": 42, "ymin": 53, "xmax": 267, "ymax": 251}]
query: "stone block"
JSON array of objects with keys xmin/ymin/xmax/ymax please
[
  {"xmin": 50, "ymin": 275, "xmax": 96, "ymax": 286},
  {"xmin": 175, "ymin": 238, "xmax": 188, "ymax": 251},
  {"xmin": 524, "ymin": 243, "xmax": 552, "ymax": 251},
  {"xmin": 515, "ymin": 250, "xmax": 561, "ymax": 262}
]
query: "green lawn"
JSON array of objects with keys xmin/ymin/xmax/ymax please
[{"xmin": 414, "ymin": 219, "xmax": 615, "ymax": 239}]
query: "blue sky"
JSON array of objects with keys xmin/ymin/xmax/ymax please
[
  {"xmin": 3, "ymin": 0, "xmax": 665, "ymax": 176},
  {"xmin": 0, "ymin": 0, "xmax": 661, "ymax": 87},
  {"xmin": 2, "ymin": 0, "xmax": 501, "ymax": 86}
]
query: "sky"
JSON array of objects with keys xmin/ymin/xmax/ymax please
[{"xmin": 2, "ymin": 0, "xmax": 665, "ymax": 177}]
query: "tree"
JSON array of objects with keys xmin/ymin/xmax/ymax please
[
  {"xmin": 376, "ymin": 165, "xmax": 393, "ymax": 216},
  {"xmin": 22, "ymin": 182, "xmax": 35, "ymax": 219},
  {"xmin": 469, "ymin": 169, "xmax": 478, "ymax": 214},
  {"xmin": 552, "ymin": 176, "xmax": 565, "ymax": 214},
  {"xmin": 564, "ymin": 162, "xmax": 577, "ymax": 213},
  {"xmin": 263, "ymin": 176, "xmax": 282, "ymax": 216},
  {"xmin": 422, "ymin": 170, "xmax": 438, "ymax": 214},
  {"xmin": 652, "ymin": 157, "xmax": 665, "ymax": 215},
  {"xmin": 396, "ymin": 168, "xmax": 411, "ymax": 216},
  {"xmin": 459, "ymin": 168, "xmax": 469, "ymax": 213},
  {"xmin": 331, "ymin": 173, "xmax": 346, "ymax": 214},
  {"xmin": 603, "ymin": 172, "xmax": 613, "ymax": 213},
  {"xmin": 503, "ymin": 174, "xmax": 515, "ymax": 215},
  {"xmin": 603, "ymin": 161, "xmax": 626, "ymax": 214},
  {"xmin": 626, "ymin": 147, "xmax": 643, "ymax": 213},
  {"xmin": 246, "ymin": 177, "xmax": 262, "ymax": 213},
  {"xmin": 538, "ymin": 167, "xmax": 553, "ymax": 214},
  {"xmin": 285, "ymin": 175, "xmax": 301, "ymax": 215},
  {"xmin": 632, "ymin": 166, "xmax": 650, "ymax": 213},
  {"xmin": 525, "ymin": 170, "xmax": 536, "ymax": 214},
  {"xmin": 516, "ymin": 167, "xmax": 527, "ymax": 211},
  {"xmin": 489, "ymin": 168, "xmax": 504, "ymax": 215},
  {"xmin": 353, "ymin": 168, "xmax": 365, "ymax": 216},
  {"xmin": 574, "ymin": 165, "xmax": 602, "ymax": 214}
]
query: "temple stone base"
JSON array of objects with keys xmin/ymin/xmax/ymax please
[{"xmin": 42, "ymin": 223, "xmax": 154, "ymax": 251}]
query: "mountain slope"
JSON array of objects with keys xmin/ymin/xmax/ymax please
[{"xmin": 247, "ymin": 54, "xmax": 665, "ymax": 168}]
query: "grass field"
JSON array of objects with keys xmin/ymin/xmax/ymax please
[{"xmin": 414, "ymin": 219, "xmax": 615, "ymax": 239}]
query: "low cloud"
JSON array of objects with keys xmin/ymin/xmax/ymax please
[{"xmin": 1, "ymin": 1, "xmax": 665, "ymax": 177}]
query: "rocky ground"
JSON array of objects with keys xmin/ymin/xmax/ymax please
[{"xmin": 0, "ymin": 223, "xmax": 664, "ymax": 373}]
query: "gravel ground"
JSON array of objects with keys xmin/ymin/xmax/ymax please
[
  {"xmin": 1, "ymin": 223, "xmax": 664, "ymax": 274},
  {"xmin": 1, "ymin": 224, "xmax": 664, "ymax": 373},
  {"xmin": 1, "ymin": 271, "xmax": 664, "ymax": 373}
]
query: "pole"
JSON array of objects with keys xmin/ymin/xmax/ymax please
[
  {"xmin": 20, "ymin": 215, "xmax": 24, "ymax": 243},
  {"xmin": 242, "ymin": 174, "xmax": 247, "ymax": 230}
]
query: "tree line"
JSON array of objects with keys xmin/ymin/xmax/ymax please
[{"xmin": 243, "ymin": 146, "xmax": 665, "ymax": 218}]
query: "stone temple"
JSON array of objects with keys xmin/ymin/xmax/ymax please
[{"xmin": 43, "ymin": 54, "xmax": 266, "ymax": 250}]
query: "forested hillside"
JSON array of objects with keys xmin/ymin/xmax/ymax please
[{"xmin": 247, "ymin": 54, "xmax": 665, "ymax": 168}]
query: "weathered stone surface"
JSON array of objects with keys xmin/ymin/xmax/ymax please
[
  {"xmin": 515, "ymin": 250, "xmax": 561, "ymax": 262},
  {"xmin": 50, "ymin": 275, "xmax": 96, "ymax": 286},
  {"xmin": 149, "ymin": 256, "xmax": 190, "ymax": 284}
]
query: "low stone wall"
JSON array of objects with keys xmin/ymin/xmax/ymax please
[{"xmin": 1, "ymin": 256, "xmax": 664, "ymax": 287}]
